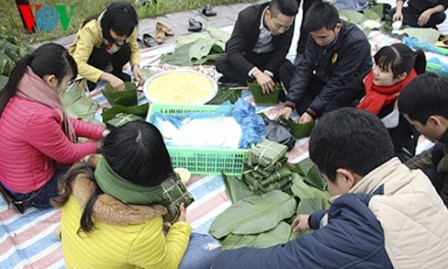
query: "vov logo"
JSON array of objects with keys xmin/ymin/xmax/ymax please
[{"xmin": 15, "ymin": 0, "xmax": 76, "ymax": 32}]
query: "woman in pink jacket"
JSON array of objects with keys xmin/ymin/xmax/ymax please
[{"xmin": 0, "ymin": 43, "xmax": 107, "ymax": 210}]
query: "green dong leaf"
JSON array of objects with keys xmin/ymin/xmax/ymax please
[
  {"xmin": 209, "ymin": 190, "xmax": 296, "ymax": 239},
  {"xmin": 103, "ymin": 82, "xmax": 138, "ymax": 107},
  {"xmin": 222, "ymin": 173, "xmax": 256, "ymax": 204},
  {"xmin": 291, "ymin": 173, "xmax": 330, "ymax": 200}
]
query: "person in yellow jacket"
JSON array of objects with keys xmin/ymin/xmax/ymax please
[
  {"xmin": 51, "ymin": 121, "xmax": 221, "ymax": 268},
  {"xmin": 69, "ymin": 1, "xmax": 145, "ymax": 91}
]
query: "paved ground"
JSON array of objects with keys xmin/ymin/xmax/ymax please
[{"xmin": 45, "ymin": 3, "xmax": 253, "ymax": 48}]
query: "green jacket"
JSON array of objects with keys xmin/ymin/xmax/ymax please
[{"xmin": 406, "ymin": 131, "xmax": 448, "ymax": 208}]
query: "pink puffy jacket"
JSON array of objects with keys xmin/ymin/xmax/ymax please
[{"xmin": 0, "ymin": 96, "xmax": 104, "ymax": 193}]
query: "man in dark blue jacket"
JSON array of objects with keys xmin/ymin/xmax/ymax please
[
  {"xmin": 277, "ymin": 1, "xmax": 371, "ymax": 124},
  {"xmin": 211, "ymin": 108, "xmax": 448, "ymax": 269},
  {"xmin": 215, "ymin": 0, "xmax": 298, "ymax": 94}
]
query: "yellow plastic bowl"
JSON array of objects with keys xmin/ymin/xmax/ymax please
[{"xmin": 174, "ymin": 167, "xmax": 191, "ymax": 184}]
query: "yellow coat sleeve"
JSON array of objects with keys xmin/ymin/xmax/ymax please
[
  {"xmin": 128, "ymin": 217, "xmax": 192, "ymax": 269},
  {"xmin": 69, "ymin": 20, "xmax": 104, "ymax": 83},
  {"xmin": 129, "ymin": 28, "xmax": 140, "ymax": 68}
]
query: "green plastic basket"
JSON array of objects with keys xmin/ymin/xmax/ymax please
[{"xmin": 147, "ymin": 103, "xmax": 247, "ymax": 176}]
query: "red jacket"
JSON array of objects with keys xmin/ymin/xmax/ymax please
[{"xmin": 0, "ymin": 96, "xmax": 104, "ymax": 193}]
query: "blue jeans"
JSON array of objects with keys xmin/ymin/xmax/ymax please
[
  {"xmin": 10, "ymin": 168, "xmax": 67, "ymax": 208},
  {"xmin": 179, "ymin": 233, "xmax": 221, "ymax": 269}
]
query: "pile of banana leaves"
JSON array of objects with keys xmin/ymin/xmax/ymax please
[
  {"xmin": 0, "ymin": 34, "xmax": 33, "ymax": 89},
  {"xmin": 211, "ymin": 157, "xmax": 331, "ymax": 250},
  {"xmin": 101, "ymin": 82, "xmax": 149, "ymax": 127},
  {"xmin": 160, "ymin": 26, "xmax": 230, "ymax": 66},
  {"xmin": 61, "ymin": 82, "xmax": 101, "ymax": 125}
]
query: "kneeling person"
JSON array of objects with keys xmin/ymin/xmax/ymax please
[{"xmin": 215, "ymin": 0, "xmax": 298, "ymax": 94}]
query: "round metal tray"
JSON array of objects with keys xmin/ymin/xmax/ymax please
[{"xmin": 144, "ymin": 70, "xmax": 218, "ymax": 105}]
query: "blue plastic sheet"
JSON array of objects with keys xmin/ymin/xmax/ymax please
[{"xmin": 403, "ymin": 36, "xmax": 448, "ymax": 56}]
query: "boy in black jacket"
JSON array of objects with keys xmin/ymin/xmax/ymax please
[{"xmin": 277, "ymin": 1, "xmax": 371, "ymax": 123}]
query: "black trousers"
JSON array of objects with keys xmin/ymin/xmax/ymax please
[
  {"xmin": 87, "ymin": 44, "xmax": 132, "ymax": 90},
  {"xmin": 279, "ymin": 60, "xmax": 364, "ymax": 116},
  {"xmin": 389, "ymin": 7, "xmax": 446, "ymax": 28},
  {"xmin": 215, "ymin": 51, "xmax": 291, "ymax": 85}
]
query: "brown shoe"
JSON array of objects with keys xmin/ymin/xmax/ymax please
[
  {"xmin": 155, "ymin": 26, "xmax": 165, "ymax": 44},
  {"xmin": 156, "ymin": 22, "xmax": 174, "ymax": 36}
]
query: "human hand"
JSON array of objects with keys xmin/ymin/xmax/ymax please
[
  {"xmin": 163, "ymin": 221, "xmax": 172, "ymax": 232},
  {"xmin": 176, "ymin": 203, "xmax": 187, "ymax": 223},
  {"xmin": 291, "ymin": 214, "xmax": 310, "ymax": 232},
  {"xmin": 253, "ymin": 70, "xmax": 275, "ymax": 94},
  {"xmin": 418, "ymin": 10, "xmax": 432, "ymax": 26},
  {"xmin": 299, "ymin": 112, "xmax": 313, "ymax": 124},
  {"xmin": 132, "ymin": 65, "xmax": 145, "ymax": 87},
  {"xmin": 276, "ymin": 106, "xmax": 293, "ymax": 120},
  {"xmin": 101, "ymin": 129, "xmax": 110, "ymax": 138},
  {"xmin": 392, "ymin": 11, "xmax": 403, "ymax": 22},
  {"xmin": 106, "ymin": 74, "xmax": 125, "ymax": 91},
  {"xmin": 96, "ymin": 139, "xmax": 103, "ymax": 152}
]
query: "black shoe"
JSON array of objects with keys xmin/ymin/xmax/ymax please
[
  {"xmin": 188, "ymin": 18, "xmax": 203, "ymax": 32},
  {"xmin": 142, "ymin": 33, "xmax": 158, "ymax": 47},
  {"xmin": 202, "ymin": 5, "xmax": 217, "ymax": 16}
]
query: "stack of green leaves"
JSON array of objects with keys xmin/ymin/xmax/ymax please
[
  {"xmin": 281, "ymin": 118, "xmax": 315, "ymax": 139},
  {"xmin": 243, "ymin": 139, "xmax": 291, "ymax": 193},
  {"xmin": 101, "ymin": 82, "xmax": 149, "ymax": 129},
  {"xmin": 212, "ymin": 157, "xmax": 331, "ymax": 250},
  {"xmin": 105, "ymin": 112, "xmax": 144, "ymax": 130},
  {"xmin": 160, "ymin": 26, "xmax": 230, "ymax": 66},
  {"xmin": 103, "ymin": 82, "xmax": 138, "ymax": 107},
  {"xmin": 61, "ymin": 81, "xmax": 101, "ymax": 125},
  {"xmin": 247, "ymin": 81, "xmax": 281, "ymax": 106},
  {"xmin": 338, "ymin": 4, "xmax": 388, "ymax": 36},
  {"xmin": 247, "ymin": 139, "xmax": 288, "ymax": 168},
  {"xmin": 0, "ymin": 34, "xmax": 33, "ymax": 89}
]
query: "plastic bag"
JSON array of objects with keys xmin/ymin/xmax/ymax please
[{"xmin": 264, "ymin": 118, "xmax": 296, "ymax": 151}]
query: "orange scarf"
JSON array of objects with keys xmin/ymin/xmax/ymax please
[{"xmin": 358, "ymin": 68, "xmax": 417, "ymax": 115}]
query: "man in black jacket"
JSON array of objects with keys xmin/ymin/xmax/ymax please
[
  {"xmin": 215, "ymin": 0, "xmax": 298, "ymax": 94},
  {"xmin": 277, "ymin": 1, "xmax": 371, "ymax": 123}
]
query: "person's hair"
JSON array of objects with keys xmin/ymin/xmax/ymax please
[
  {"xmin": 51, "ymin": 121, "xmax": 174, "ymax": 233},
  {"xmin": 309, "ymin": 107, "xmax": 395, "ymax": 182},
  {"xmin": 0, "ymin": 43, "xmax": 77, "ymax": 117},
  {"xmin": 269, "ymin": 0, "xmax": 299, "ymax": 17},
  {"xmin": 82, "ymin": 1, "xmax": 138, "ymax": 43},
  {"xmin": 398, "ymin": 73, "xmax": 448, "ymax": 124},
  {"xmin": 374, "ymin": 43, "xmax": 426, "ymax": 79},
  {"xmin": 303, "ymin": 1, "xmax": 339, "ymax": 32}
]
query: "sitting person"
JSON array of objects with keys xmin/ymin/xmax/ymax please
[
  {"xmin": 211, "ymin": 107, "xmax": 448, "ymax": 269},
  {"xmin": 51, "ymin": 121, "xmax": 221, "ymax": 268},
  {"xmin": 215, "ymin": 0, "xmax": 298, "ymax": 94},
  {"xmin": 357, "ymin": 43, "xmax": 426, "ymax": 162},
  {"xmin": 0, "ymin": 43, "xmax": 106, "ymax": 210},
  {"xmin": 392, "ymin": 0, "xmax": 447, "ymax": 29},
  {"xmin": 277, "ymin": 1, "xmax": 372, "ymax": 123},
  {"xmin": 69, "ymin": 1, "xmax": 145, "ymax": 91},
  {"xmin": 398, "ymin": 73, "xmax": 448, "ymax": 207}
]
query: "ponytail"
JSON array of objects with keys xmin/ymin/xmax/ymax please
[
  {"xmin": 0, "ymin": 43, "xmax": 77, "ymax": 118},
  {"xmin": 0, "ymin": 55, "xmax": 32, "ymax": 116},
  {"xmin": 414, "ymin": 49, "xmax": 426, "ymax": 75}
]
